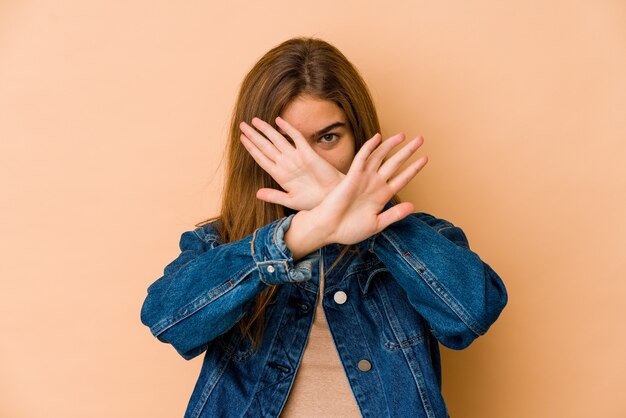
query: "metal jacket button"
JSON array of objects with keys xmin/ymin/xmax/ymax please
[
  {"xmin": 266, "ymin": 266, "xmax": 275, "ymax": 273},
  {"xmin": 333, "ymin": 291, "xmax": 347, "ymax": 304},
  {"xmin": 358, "ymin": 359, "xmax": 372, "ymax": 371}
]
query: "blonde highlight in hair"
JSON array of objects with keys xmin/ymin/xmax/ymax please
[{"xmin": 196, "ymin": 36, "xmax": 401, "ymax": 352}]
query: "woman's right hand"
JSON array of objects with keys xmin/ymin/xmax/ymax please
[{"xmin": 284, "ymin": 132, "xmax": 428, "ymax": 259}]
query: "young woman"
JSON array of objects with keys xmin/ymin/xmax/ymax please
[{"xmin": 140, "ymin": 36, "xmax": 508, "ymax": 418}]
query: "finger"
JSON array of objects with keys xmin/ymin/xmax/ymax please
[
  {"xmin": 366, "ymin": 132, "xmax": 405, "ymax": 170},
  {"xmin": 240, "ymin": 133, "xmax": 276, "ymax": 173},
  {"xmin": 240, "ymin": 121, "xmax": 280, "ymax": 161},
  {"xmin": 378, "ymin": 136, "xmax": 424, "ymax": 180},
  {"xmin": 251, "ymin": 117, "xmax": 293, "ymax": 153},
  {"xmin": 377, "ymin": 201, "xmax": 415, "ymax": 231},
  {"xmin": 256, "ymin": 188, "xmax": 291, "ymax": 207},
  {"xmin": 275, "ymin": 116, "xmax": 309, "ymax": 149},
  {"xmin": 348, "ymin": 133, "xmax": 382, "ymax": 173},
  {"xmin": 387, "ymin": 155, "xmax": 429, "ymax": 193}
]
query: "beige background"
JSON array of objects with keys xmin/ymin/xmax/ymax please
[{"xmin": 1, "ymin": 1, "xmax": 624, "ymax": 417}]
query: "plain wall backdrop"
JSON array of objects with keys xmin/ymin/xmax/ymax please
[{"xmin": 1, "ymin": 1, "xmax": 625, "ymax": 417}]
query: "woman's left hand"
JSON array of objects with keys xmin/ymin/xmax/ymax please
[{"xmin": 239, "ymin": 116, "xmax": 344, "ymax": 211}]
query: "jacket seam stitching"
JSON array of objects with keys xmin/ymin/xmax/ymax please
[
  {"xmin": 381, "ymin": 229, "xmax": 487, "ymax": 336},
  {"xmin": 151, "ymin": 262, "xmax": 258, "ymax": 336}
]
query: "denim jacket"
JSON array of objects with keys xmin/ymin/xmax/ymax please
[{"xmin": 140, "ymin": 203, "xmax": 508, "ymax": 418}]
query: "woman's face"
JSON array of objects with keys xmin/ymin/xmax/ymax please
[{"xmin": 278, "ymin": 94, "xmax": 356, "ymax": 174}]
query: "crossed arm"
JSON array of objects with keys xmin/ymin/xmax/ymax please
[
  {"xmin": 140, "ymin": 116, "xmax": 508, "ymax": 359},
  {"xmin": 239, "ymin": 116, "xmax": 428, "ymax": 260}
]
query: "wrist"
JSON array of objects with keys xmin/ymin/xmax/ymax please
[{"xmin": 284, "ymin": 209, "xmax": 329, "ymax": 261}]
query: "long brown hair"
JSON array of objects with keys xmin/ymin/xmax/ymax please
[{"xmin": 196, "ymin": 36, "xmax": 401, "ymax": 351}]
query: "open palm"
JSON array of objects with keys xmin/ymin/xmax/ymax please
[
  {"xmin": 239, "ymin": 116, "xmax": 343, "ymax": 211},
  {"xmin": 311, "ymin": 132, "xmax": 428, "ymax": 245}
]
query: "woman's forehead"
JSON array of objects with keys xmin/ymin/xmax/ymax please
[{"xmin": 279, "ymin": 95, "xmax": 348, "ymax": 136}]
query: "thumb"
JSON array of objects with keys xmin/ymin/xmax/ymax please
[
  {"xmin": 256, "ymin": 188, "xmax": 291, "ymax": 207},
  {"xmin": 376, "ymin": 202, "xmax": 414, "ymax": 232}
]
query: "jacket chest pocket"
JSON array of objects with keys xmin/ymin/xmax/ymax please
[{"xmin": 361, "ymin": 268, "xmax": 427, "ymax": 351}]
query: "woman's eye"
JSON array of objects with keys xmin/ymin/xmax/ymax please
[{"xmin": 319, "ymin": 133, "xmax": 339, "ymax": 143}]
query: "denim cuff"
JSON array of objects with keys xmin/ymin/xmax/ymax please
[{"xmin": 252, "ymin": 214, "xmax": 320, "ymax": 285}]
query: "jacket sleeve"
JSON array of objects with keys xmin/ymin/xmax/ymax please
[
  {"xmin": 140, "ymin": 214, "xmax": 319, "ymax": 360},
  {"xmin": 364, "ymin": 206, "xmax": 508, "ymax": 350}
]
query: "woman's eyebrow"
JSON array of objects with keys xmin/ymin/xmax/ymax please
[
  {"xmin": 314, "ymin": 122, "xmax": 346, "ymax": 136},
  {"xmin": 278, "ymin": 122, "xmax": 347, "ymax": 138}
]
